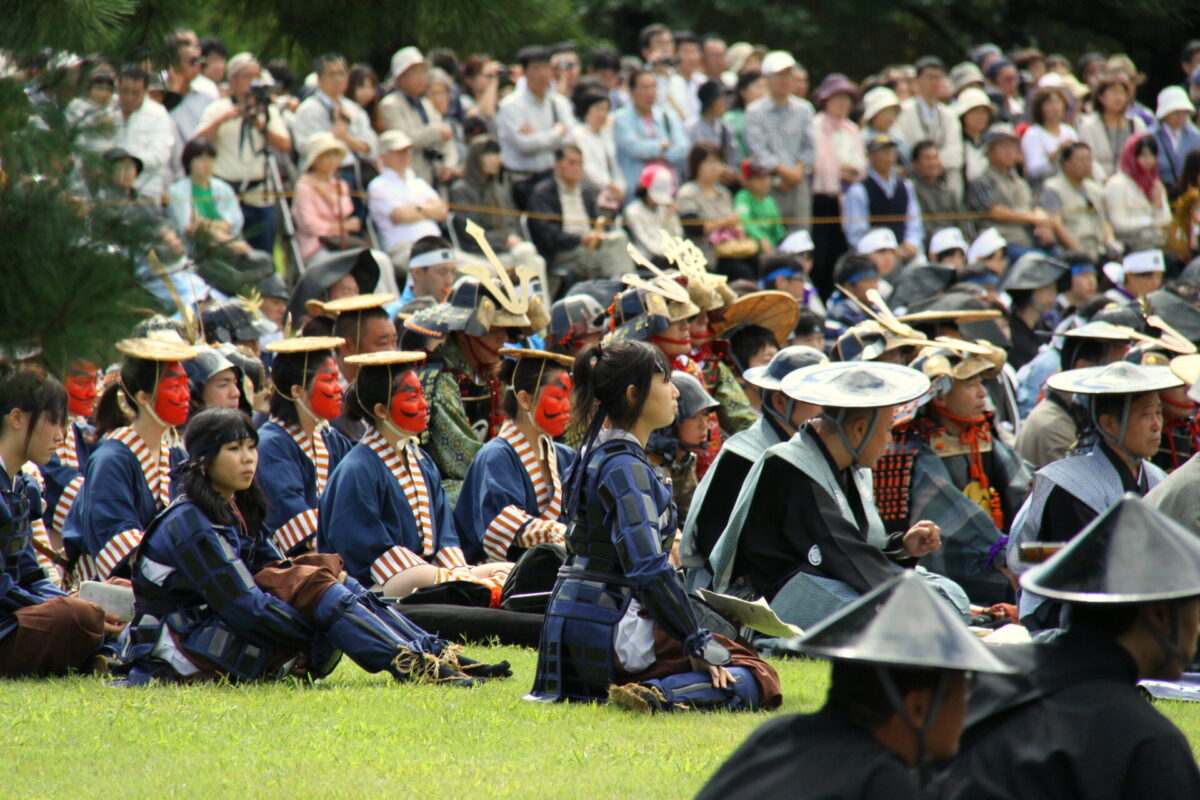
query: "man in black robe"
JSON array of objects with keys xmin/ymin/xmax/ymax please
[
  {"xmin": 933, "ymin": 495, "xmax": 1200, "ymax": 800},
  {"xmin": 697, "ymin": 570, "xmax": 1016, "ymax": 800}
]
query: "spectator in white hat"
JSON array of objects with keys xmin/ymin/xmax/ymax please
[
  {"xmin": 1104, "ymin": 132, "xmax": 1170, "ymax": 251},
  {"xmin": 929, "ymin": 227, "xmax": 968, "ymax": 268},
  {"xmin": 966, "ymin": 227, "xmax": 1008, "ymax": 277},
  {"xmin": 855, "ymin": 227, "xmax": 900, "ymax": 289},
  {"xmin": 745, "ymin": 51, "xmax": 815, "ymax": 242},
  {"xmin": 1104, "ymin": 249, "xmax": 1165, "ymax": 303},
  {"xmin": 859, "ymin": 86, "xmax": 910, "ymax": 167},
  {"xmin": 1151, "ymin": 86, "xmax": 1200, "ymax": 195},
  {"xmin": 955, "ymin": 87, "xmax": 996, "ymax": 184},
  {"xmin": 377, "ymin": 47, "xmax": 456, "ymax": 187},
  {"xmin": 368, "ymin": 130, "xmax": 448, "ymax": 272}
]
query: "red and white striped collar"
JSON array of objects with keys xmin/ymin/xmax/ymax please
[
  {"xmin": 104, "ymin": 426, "xmax": 172, "ymax": 508},
  {"xmin": 271, "ymin": 416, "xmax": 332, "ymax": 495},
  {"xmin": 362, "ymin": 427, "xmax": 435, "ymax": 556},
  {"xmin": 498, "ymin": 420, "xmax": 562, "ymax": 519}
]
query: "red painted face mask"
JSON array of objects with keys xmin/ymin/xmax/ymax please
[
  {"xmin": 65, "ymin": 362, "xmax": 99, "ymax": 418},
  {"xmin": 153, "ymin": 362, "xmax": 191, "ymax": 426},
  {"xmin": 390, "ymin": 370, "xmax": 429, "ymax": 434},
  {"xmin": 534, "ymin": 373, "xmax": 572, "ymax": 437},
  {"xmin": 307, "ymin": 358, "xmax": 343, "ymax": 420}
]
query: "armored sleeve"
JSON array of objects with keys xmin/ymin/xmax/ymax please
[
  {"xmin": 164, "ymin": 506, "xmax": 314, "ymax": 652},
  {"xmin": 601, "ymin": 455, "xmax": 723, "ymax": 664}
]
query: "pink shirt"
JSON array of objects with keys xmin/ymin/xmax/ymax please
[{"xmin": 293, "ymin": 174, "xmax": 355, "ymax": 260}]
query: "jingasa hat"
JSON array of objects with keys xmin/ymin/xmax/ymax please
[
  {"xmin": 782, "ymin": 360, "xmax": 930, "ymax": 409},
  {"xmin": 1022, "ymin": 494, "xmax": 1200, "ymax": 604},
  {"xmin": 1046, "ymin": 361, "xmax": 1182, "ymax": 397},
  {"xmin": 710, "ymin": 291, "xmax": 801, "ymax": 347},
  {"xmin": 742, "ymin": 345, "xmax": 828, "ymax": 392},
  {"xmin": 798, "ymin": 570, "xmax": 1015, "ymax": 672},
  {"xmin": 115, "ymin": 338, "xmax": 200, "ymax": 362},
  {"xmin": 1001, "ymin": 252, "xmax": 1069, "ymax": 292}
]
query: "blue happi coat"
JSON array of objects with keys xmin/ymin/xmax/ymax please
[
  {"xmin": 63, "ymin": 429, "xmax": 186, "ymax": 580},
  {"xmin": 257, "ymin": 419, "xmax": 353, "ymax": 556},
  {"xmin": 38, "ymin": 420, "xmax": 97, "ymax": 536},
  {"xmin": 1, "ymin": 464, "xmax": 68, "ymax": 641},
  {"xmin": 317, "ymin": 430, "xmax": 462, "ymax": 587},
  {"xmin": 453, "ymin": 421, "xmax": 574, "ymax": 564}
]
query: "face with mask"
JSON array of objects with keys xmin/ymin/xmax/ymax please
[
  {"xmin": 389, "ymin": 370, "xmax": 429, "ymax": 434},
  {"xmin": 65, "ymin": 361, "xmax": 99, "ymax": 418},
  {"xmin": 153, "ymin": 362, "xmax": 191, "ymax": 426},
  {"xmin": 533, "ymin": 371, "xmax": 572, "ymax": 436},
  {"xmin": 307, "ymin": 358, "xmax": 343, "ymax": 420}
]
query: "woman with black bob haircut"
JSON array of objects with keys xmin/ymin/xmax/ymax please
[
  {"xmin": 257, "ymin": 337, "xmax": 354, "ymax": 557},
  {"xmin": 319, "ymin": 352, "xmax": 513, "ymax": 602},
  {"xmin": 119, "ymin": 406, "xmax": 508, "ymax": 686},
  {"xmin": 528, "ymin": 339, "xmax": 781, "ymax": 712},
  {"xmin": 0, "ymin": 366, "xmax": 109, "ymax": 677},
  {"xmin": 454, "ymin": 348, "xmax": 576, "ymax": 567},
  {"xmin": 65, "ymin": 338, "xmax": 199, "ymax": 584}
]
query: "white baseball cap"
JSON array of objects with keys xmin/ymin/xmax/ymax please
[
  {"xmin": 779, "ymin": 230, "xmax": 814, "ymax": 254},
  {"xmin": 967, "ymin": 227, "xmax": 1007, "ymax": 263},
  {"xmin": 387, "ymin": 46, "xmax": 425, "ymax": 85},
  {"xmin": 761, "ymin": 51, "xmax": 797, "ymax": 76},
  {"xmin": 929, "ymin": 227, "xmax": 968, "ymax": 258},
  {"xmin": 1122, "ymin": 249, "xmax": 1166, "ymax": 274},
  {"xmin": 1156, "ymin": 86, "xmax": 1196, "ymax": 119},
  {"xmin": 856, "ymin": 227, "xmax": 899, "ymax": 255}
]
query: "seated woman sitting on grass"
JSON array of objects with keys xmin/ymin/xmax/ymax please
[
  {"xmin": 528, "ymin": 340, "xmax": 782, "ymax": 712},
  {"xmin": 118, "ymin": 407, "xmax": 509, "ymax": 686}
]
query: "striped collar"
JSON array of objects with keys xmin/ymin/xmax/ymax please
[
  {"xmin": 104, "ymin": 426, "xmax": 172, "ymax": 508},
  {"xmin": 55, "ymin": 419, "xmax": 87, "ymax": 471},
  {"xmin": 271, "ymin": 416, "xmax": 332, "ymax": 495},
  {"xmin": 362, "ymin": 427, "xmax": 434, "ymax": 556},
  {"xmin": 498, "ymin": 420, "xmax": 561, "ymax": 519}
]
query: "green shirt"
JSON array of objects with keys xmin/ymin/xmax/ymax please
[
  {"xmin": 735, "ymin": 188, "xmax": 785, "ymax": 246},
  {"xmin": 191, "ymin": 182, "xmax": 221, "ymax": 222}
]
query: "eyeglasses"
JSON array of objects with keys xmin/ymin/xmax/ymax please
[{"xmin": 188, "ymin": 57, "xmax": 202, "ymax": 66}]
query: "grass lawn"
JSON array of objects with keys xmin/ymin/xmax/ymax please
[{"xmin": 4, "ymin": 647, "xmax": 1200, "ymax": 799}]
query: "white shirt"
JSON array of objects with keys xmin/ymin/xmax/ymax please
[
  {"xmin": 1020, "ymin": 124, "xmax": 1078, "ymax": 182},
  {"xmin": 367, "ymin": 167, "xmax": 441, "ymax": 250},
  {"xmin": 190, "ymin": 74, "xmax": 220, "ymax": 99},
  {"xmin": 292, "ymin": 91, "xmax": 378, "ymax": 167},
  {"xmin": 495, "ymin": 84, "xmax": 572, "ymax": 173},
  {"xmin": 568, "ymin": 121, "xmax": 624, "ymax": 193},
  {"xmin": 114, "ymin": 97, "xmax": 176, "ymax": 200},
  {"xmin": 197, "ymin": 97, "xmax": 290, "ymax": 202}
]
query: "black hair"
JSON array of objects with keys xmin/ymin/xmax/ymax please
[
  {"xmin": 554, "ymin": 143, "xmax": 583, "ymax": 163},
  {"xmin": 1055, "ymin": 251, "xmax": 1095, "ymax": 293},
  {"xmin": 729, "ymin": 324, "xmax": 778, "ymax": 371},
  {"xmin": 572, "ymin": 88, "xmax": 609, "ymax": 123},
  {"xmin": 517, "ymin": 46, "xmax": 551, "ymax": 69},
  {"xmin": 1092, "ymin": 391, "xmax": 1156, "ymax": 434},
  {"xmin": 1064, "ymin": 601, "xmax": 1140, "ymax": 637},
  {"xmin": 0, "ymin": 365, "xmax": 68, "ymax": 455},
  {"xmin": 267, "ymin": 348, "xmax": 335, "ymax": 425},
  {"xmin": 1076, "ymin": 52, "xmax": 1105, "ymax": 82},
  {"xmin": 409, "ymin": 235, "xmax": 452, "ymax": 263},
  {"xmin": 94, "ymin": 356, "xmax": 162, "ymax": 438},
  {"xmin": 1134, "ymin": 135, "xmax": 1158, "ymax": 159},
  {"xmin": 346, "ymin": 363, "xmax": 413, "ymax": 424},
  {"xmin": 199, "ymin": 37, "xmax": 226, "ymax": 60},
  {"xmin": 312, "ymin": 53, "xmax": 346, "ymax": 78},
  {"xmin": 499, "ymin": 356, "xmax": 568, "ymax": 419},
  {"xmin": 181, "ymin": 137, "xmax": 217, "ymax": 176},
  {"xmin": 571, "ymin": 340, "xmax": 671, "ymax": 432},
  {"xmin": 118, "ymin": 65, "xmax": 149, "ymax": 87},
  {"xmin": 1059, "ymin": 140, "xmax": 1091, "ymax": 165},
  {"xmin": 1179, "ymin": 150, "xmax": 1200, "ymax": 196},
  {"xmin": 589, "ymin": 50, "xmax": 621, "ymax": 74},
  {"xmin": 628, "ymin": 68, "xmax": 656, "ymax": 93},
  {"xmin": 1029, "ymin": 86, "xmax": 1068, "ymax": 126},
  {"xmin": 1182, "ymin": 40, "xmax": 1200, "ymax": 66},
  {"xmin": 1078, "ymin": 295, "xmax": 1117, "ymax": 322},
  {"xmin": 178, "ymin": 407, "xmax": 267, "ymax": 534},
  {"xmin": 833, "ymin": 253, "xmax": 878, "ymax": 287},
  {"xmin": 731, "ymin": 70, "xmax": 763, "ymax": 111},
  {"xmin": 828, "ymin": 660, "xmax": 944, "ymax": 729},
  {"xmin": 1007, "ymin": 287, "xmax": 1036, "ymax": 312},
  {"xmin": 300, "ymin": 315, "xmax": 335, "ymax": 337},
  {"xmin": 761, "ymin": 252, "xmax": 804, "ymax": 281},
  {"xmin": 428, "ymin": 48, "xmax": 459, "ymax": 77},
  {"xmin": 266, "ymin": 60, "xmax": 295, "ymax": 92},
  {"xmin": 333, "ymin": 306, "xmax": 390, "ymax": 348},
  {"xmin": 674, "ymin": 31, "xmax": 699, "ymax": 49},
  {"xmin": 914, "ymin": 55, "xmax": 946, "ymax": 76},
  {"xmin": 911, "ymin": 139, "xmax": 938, "ymax": 162},
  {"xmin": 794, "ymin": 308, "xmax": 825, "ymax": 338}
]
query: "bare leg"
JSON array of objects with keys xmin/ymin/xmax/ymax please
[{"xmin": 381, "ymin": 565, "xmax": 442, "ymax": 598}]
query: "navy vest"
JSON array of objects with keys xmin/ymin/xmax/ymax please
[{"xmin": 862, "ymin": 174, "xmax": 908, "ymax": 242}]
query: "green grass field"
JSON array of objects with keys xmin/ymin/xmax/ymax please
[{"xmin": 3, "ymin": 647, "xmax": 1200, "ymax": 799}]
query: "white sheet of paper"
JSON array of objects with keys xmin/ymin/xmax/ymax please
[{"xmin": 697, "ymin": 589, "xmax": 804, "ymax": 639}]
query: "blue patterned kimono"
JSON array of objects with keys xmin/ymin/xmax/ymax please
[
  {"xmin": 453, "ymin": 421, "xmax": 574, "ymax": 564},
  {"xmin": 257, "ymin": 418, "xmax": 353, "ymax": 557},
  {"xmin": 1, "ymin": 464, "xmax": 68, "ymax": 642},
  {"xmin": 62, "ymin": 428, "xmax": 186, "ymax": 580},
  {"xmin": 318, "ymin": 428, "xmax": 464, "ymax": 588}
]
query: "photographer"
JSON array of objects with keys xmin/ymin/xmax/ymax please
[
  {"xmin": 639, "ymin": 24, "xmax": 690, "ymax": 122},
  {"xmin": 194, "ymin": 52, "xmax": 292, "ymax": 254}
]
